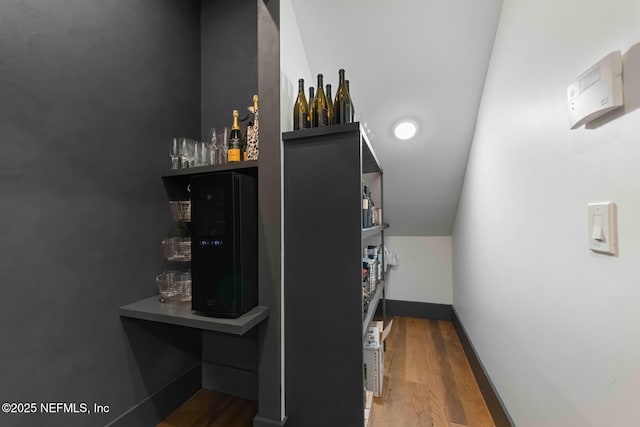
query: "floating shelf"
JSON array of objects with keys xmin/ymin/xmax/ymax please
[
  {"xmin": 362, "ymin": 223, "xmax": 389, "ymax": 240},
  {"xmin": 162, "ymin": 160, "xmax": 258, "ymax": 178},
  {"xmin": 362, "ymin": 280, "xmax": 385, "ymax": 339},
  {"xmin": 119, "ymin": 296, "xmax": 269, "ymax": 335}
]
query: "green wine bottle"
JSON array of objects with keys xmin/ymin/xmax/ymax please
[
  {"xmin": 326, "ymin": 83, "xmax": 335, "ymax": 125},
  {"xmin": 313, "ymin": 74, "xmax": 329, "ymax": 127},
  {"xmin": 293, "ymin": 79, "xmax": 310, "ymax": 130},
  {"xmin": 334, "ymin": 69, "xmax": 353, "ymax": 124},
  {"xmin": 308, "ymin": 86, "xmax": 316, "ymax": 127},
  {"xmin": 346, "ymin": 79, "xmax": 355, "ymax": 123}
]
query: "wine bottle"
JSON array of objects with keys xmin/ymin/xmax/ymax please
[
  {"xmin": 326, "ymin": 83, "xmax": 335, "ymax": 125},
  {"xmin": 346, "ymin": 79, "xmax": 355, "ymax": 122},
  {"xmin": 334, "ymin": 69, "xmax": 353, "ymax": 124},
  {"xmin": 228, "ymin": 109, "xmax": 242, "ymax": 162},
  {"xmin": 246, "ymin": 94, "xmax": 259, "ymax": 160},
  {"xmin": 367, "ymin": 189, "xmax": 374, "ymax": 227},
  {"xmin": 293, "ymin": 79, "xmax": 310, "ymax": 130},
  {"xmin": 308, "ymin": 86, "xmax": 316, "ymax": 127},
  {"xmin": 312, "ymin": 74, "xmax": 329, "ymax": 127},
  {"xmin": 362, "ymin": 184, "xmax": 369, "ymax": 228}
]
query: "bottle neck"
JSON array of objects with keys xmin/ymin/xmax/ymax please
[
  {"xmin": 338, "ymin": 69, "xmax": 346, "ymax": 85},
  {"xmin": 326, "ymin": 84, "xmax": 332, "ymax": 98},
  {"xmin": 298, "ymin": 79, "xmax": 304, "ymax": 93},
  {"xmin": 253, "ymin": 95, "xmax": 259, "ymax": 112},
  {"xmin": 317, "ymin": 74, "xmax": 324, "ymax": 88},
  {"xmin": 232, "ymin": 110, "xmax": 240, "ymax": 130}
]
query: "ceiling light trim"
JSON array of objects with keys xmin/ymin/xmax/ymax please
[{"xmin": 393, "ymin": 119, "xmax": 418, "ymax": 141}]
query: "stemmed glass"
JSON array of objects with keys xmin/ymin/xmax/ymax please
[{"xmin": 170, "ymin": 138, "xmax": 179, "ymax": 169}]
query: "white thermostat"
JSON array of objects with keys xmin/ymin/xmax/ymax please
[{"xmin": 567, "ymin": 50, "xmax": 623, "ymax": 129}]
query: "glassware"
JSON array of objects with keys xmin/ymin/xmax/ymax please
[
  {"xmin": 180, "ymin": 138, "xmax": 195, "ymax": 168},
  {"xmin": 194, "ymin": 141, "xmax": 207, "ymax": 167},
  {"xmin": 217, "ymin": 127, "xmax": 229, "ymax": 164},
  {"xmin": 156, "ymin": 270, "xmax": 191, "ymax": 304},
  {"xmin": 170, "ymin": 138, "xmax": 180, "ymax": 170},
  {"xmin": 208, "ymin": 128, "xmax": 218, "ymax": 166}
]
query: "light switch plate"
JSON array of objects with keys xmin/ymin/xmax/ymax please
[{"xmin": 588, "ymin": 202, "xmax": 617, "ymax": 256}]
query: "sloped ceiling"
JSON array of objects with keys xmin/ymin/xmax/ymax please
[{"xmin": 290, "ymin": 0, "xmax": 503, "ymax": 235}]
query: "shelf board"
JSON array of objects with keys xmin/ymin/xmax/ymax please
[
  {"xmin": 282, "ymin": 122, "xmax": 360, "ymax": 141},
  {"xmin": 119, "ymin": 296, "xmax": 269, "ymax": 335},
  {"xmin": 363, "ymin": 280, "xmax": 385, "ymax": 339},
  {"xmin": 162, "ymin": 160, "xmax": 258, "ymax": 178},
  {"xmin": 362, "ymin": 223, "xmax": 389, "ymax": 240}
]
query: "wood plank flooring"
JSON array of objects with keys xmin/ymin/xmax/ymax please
[
  {"xmin": 156, "ymin": 389, "xmax": 257, "ymax": 427},
  {"xmin": 157, "ymin": 317, "xmax": 493, "ymax": 427},
  {"xmin": 370, "ymin": 317, "xmax": 495, "ymax": 427}
]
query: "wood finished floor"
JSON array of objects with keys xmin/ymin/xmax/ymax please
[
  {"xmin": 156, "ymin": 389, "xmax": 257, "ymax": 427},
  {"xmin": 156, "ymin": 317, "xmax": 493, "ymax": 427},
  {"xmin": 370, "ymin": 316, "xmax": 495, "ymax": 427}
]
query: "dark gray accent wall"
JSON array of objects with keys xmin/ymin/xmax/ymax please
[
  {"xmin": 0, "ymin": 1, "xmax": 202, "ymax": 426},
  {"xmin": 256, "ymin": 0, "xmax": 283, "ymax": 425},
  {"xmin": 200, "ymin": 0, "xmax": 258, "ymax": 139},
  {"xmin": 375, "ymin": 299, "xmax": 453, "ymax": 321}
]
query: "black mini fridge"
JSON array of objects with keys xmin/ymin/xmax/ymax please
[{"xmin": 190, "ymin": 171, "xmax": 257, "ymax": 318}]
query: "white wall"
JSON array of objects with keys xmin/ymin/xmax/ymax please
[
  {"xmin": 280, "ymin": 0, "xmax": 312, "ymax": 133},
  {"xmin": 385, "ymin": 236, "xmax": 452, "ymax": 304},
  {"xmin": 453, "ymin": 1, "xmax": 640, "ymax": 426}
]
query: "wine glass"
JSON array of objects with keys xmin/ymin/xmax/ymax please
[{"xmin": 170, "ymin": 138, "xmax": 179, "ymax": 169}]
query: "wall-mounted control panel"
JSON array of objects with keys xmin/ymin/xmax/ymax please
[
  {"xmin": 568, "ymin": 51, "xmax": 623, "ymax": 129},
  {"xmin": 587, "ymin": 202, "xmax": 618, "ymax": 256}
]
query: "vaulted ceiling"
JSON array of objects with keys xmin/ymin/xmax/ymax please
[{"xmin": 291, "ymin": 0, "xmax": 503, "ymax": 235}]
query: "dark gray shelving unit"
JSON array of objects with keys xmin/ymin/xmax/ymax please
[
  {"xmin": 161, "ymin": 162, "xmax": 258, "ymax": 201},
  {"xmin": 362, "ymin": 223, "xmax": 389, "ymax": 240},
  {"xmin": 362, "ymin": 281, "xmax": 385, "ymax": 339},
  {"xmin": 120, "ymin": 160, "xmax": 262, "ymax": 331},
  {"xmin": 283, "ymin": 122, "xmax": 387, "ymax": 427},
  {"xmin": 118, "ymin": 158, "xmax": 272, "ymax": 419},
  {"xmin": 119, "ymin": 296, "xmax": 269, "ymax": 335}
]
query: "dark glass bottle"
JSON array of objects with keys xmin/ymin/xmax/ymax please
[
  {"xmin": 312, "ymin": 74, "xmax": 329, "ymax": 127},
  {"xmin": 334, "ymin": 69, "xmax": 353, "ymax": 124},
  {"xmin": 367, "ymin": 189, "xmax": 374, "ymax": 227},
  {"xmin": 293, "ymin": 79, "xmax": 310, "ymax": 130},
  {"xmin": 228, "ymin": 109, "xmax": 242, "ymax": 162},
  {"xmin": 326, "ymin": 84, "xmax": 334, "ymax": 125},
  {"xmin": 308, "ymin": 86, "xmax": 316, "ymax": 127},
  {"xmin": 346, "ymin": 79, "xmax": 355, "ymax": 122},
  {"xmin": 362, "ymin": 184, "xmax": 369, "ymax": 228}
]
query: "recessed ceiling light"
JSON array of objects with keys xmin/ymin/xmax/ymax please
[{"xmin": 394, "ymin": 120, "xmax": 417, "ymax": 140}]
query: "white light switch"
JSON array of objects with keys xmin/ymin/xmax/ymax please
[
  {"xmin": 591, "ymin": 215, "xmax": 604, "ymax": 241},
  {"xmin": 588, "ymin": 202, "xmax": 617, "ymax": 255}
]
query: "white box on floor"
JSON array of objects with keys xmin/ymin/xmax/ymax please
[
  {"xmin": 363, "ymin": 320, "xmax": 393, "ymax": 397},
  {"xmin": 364, "ymin": 390, "xmax": 373, "ymax": 427}
]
